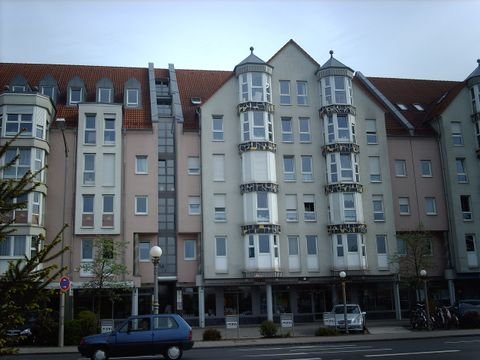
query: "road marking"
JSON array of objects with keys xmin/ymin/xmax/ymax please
[
  {"xmin": 446, "ymin": 339, "xmax": 480, "ymax": 344},
  {"xmin": 245, "ymin": 348, "xmax": 392, "ymax": 357},
  {"xmin": 364, "ymin": 349, "xmax": 460, "ymax": 357}
]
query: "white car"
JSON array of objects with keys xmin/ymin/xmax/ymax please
[{"xmin": 323, "ymin": 304, "xmax": 366, "ymax": 332}]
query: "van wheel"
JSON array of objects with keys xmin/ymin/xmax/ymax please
[
  {"xmin": 164, "ymin": 345, "xmax": 183, "ymax": 360},
  {"xmin": 91, "ymin": 347, "xmax": 109, "ymax": 360}
]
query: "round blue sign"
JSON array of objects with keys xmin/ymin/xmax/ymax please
[{"xmin": 59, "ymin": 276, "xmax": 71, "ymax": 292}]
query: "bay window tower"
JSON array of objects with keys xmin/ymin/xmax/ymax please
[
  {"xmin": 317, "ymin": 51, "xmax": 367, "ymax": 271},
  {"xmin": 234, "ymin": 48, "xmax": 281, "ymax": 276}
]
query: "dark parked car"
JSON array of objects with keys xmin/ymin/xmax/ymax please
[{"xmin": 78, "ymin": 314, "xmax": 194, "ymax": 360}]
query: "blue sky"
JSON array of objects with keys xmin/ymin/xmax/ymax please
[{"xmin": 1, "ymin": 0, "xmax": 478, "ymax": 80}]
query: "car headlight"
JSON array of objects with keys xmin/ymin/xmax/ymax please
[{"xmin": 20, "ymin": 329, "xmax": 32, "ymax": 336}]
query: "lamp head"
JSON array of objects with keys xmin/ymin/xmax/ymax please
[
  {"xmin": 339, "ymin": 271, "xmax": 346, "ymax": 279},
  {"xmin": 420, "ymin": 269, "xmax": 427, "ymax": 277},
  {"xmin": 150, "ymin": 245, "xmax": 163, "ymax": 260}
]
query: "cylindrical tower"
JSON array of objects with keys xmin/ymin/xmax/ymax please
[
  {"xmin": 234, "ymin": 48, "xmax": 281, "ymax": 275},
  {"xmin": 316, "ymin": 51, "xmax": 367, "ymax": 271}
]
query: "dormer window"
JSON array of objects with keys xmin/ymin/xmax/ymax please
[
  {"xmin": 126, "ymin": 89, "xmax": 139, "ymax": 106},
  {"xmin": 9, "ymin": 75, "xmax": 29, "ymax": 93},
  {"xmin": 39, "ymin": 75, "xmax": 58, "ymax": 103},
  {"xmin": 67, "ymin": 76, "xmax": 86, "ymax": 105},
  {"xmin": 397, "ymin": 103, "xmax": 408, "ymax": 110},
  {"xmin": 98, "ymin": 88, "xmax": 112, "ymax": 103},
  {"xmin": 413, "ymin": 103, "xmax": 424, "ymax": 111},
  {"xmin": 12, "ymin": 85, "xmax": 26, "ymax": 93}
]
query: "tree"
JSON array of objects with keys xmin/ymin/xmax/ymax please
[
  {"xmin": 80, "ymin": 236, "xmax": 129, "ymax": 320},
  {"xmin": 0, "ymin": 132, "xmax": 67, "ymax": 354}
]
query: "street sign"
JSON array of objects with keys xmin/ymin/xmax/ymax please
[{"xmin": 59, "ymin": 275, "xmax": 71, "ymax": 292}]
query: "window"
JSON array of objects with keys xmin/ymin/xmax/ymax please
[
  {"xmin": 372, "ymin": 195, "xmax": 385, "ymax": 221},
  {"xmin": 413, "ymin": 103, "xmax": 424, "ymax": 111},
  {"xmin": 461, "ymin": 195, "xmax": 472, "ymax": 221},
  {"xmin": 334, "ymin": 76, "xmax": 347, "ymax": 104},
  {"xmin": 303, "ymin": 194, "xmax": 316, "ymax": 221},
  {"xmin": 136, "ymin": 155, "xmax": 148, "ymax": 174},
  {"xmin": 376, "ymin": 235, "xmax": 387, "ymax": 254},
  {"xmin": 279, "ymin": 80, "xmax": 291, "ymax": 105},
  {"xmin": 35, "ymin": 120, "xmax": 45, "ymax": 139},
  {"xmin": 41, "ymin": 85, "xmax": 56, "ymax": 102},
  {"xmin": 0, "ymin": 235, "xmax": 26, "ymax": 256},
  {"xmin": 296, "ymin": 81, "xmax": 308, "ymax": 105},
  {"xmin": 69, "ymin": 87, "xmax": 82, "ymax": 104},
  {"xmin": 34, "ymin": 149, "xmax": 44, "ymax": 181},
  {"xmin": 3, "ymin": 148, "xmax": 30, "ymax": 179},
  {"xmin": 6, "ymin": 113, "xmax": 32, "ymax": 136},
  {"xmin": 188, "ymin": 196, "xmax": 201, "ymax": 215},
  {"xmin": 366, "ymin": 119, "xmax": 377, "ymax": 144},
  {"xmin": 369, "ymin": 156, "xmax": 381, "ymax": 182},
  {"xmin": 299, "ymin": 117, "xmax": 311, "ymax": 142},
  {"xmin": 82, "ymin": 195, "xmax": 94, "ymax": 227},
  {"xmin": 399, "ymin": 197, "xmax": 410, "ymax": 215},
  {"xmin": 32, "ymin": 192, "xmax": 41, "ymax": 225},
  {"xmin": 135, "ymin": 195, "xmax": 148, "ymax": 215},
  {"xmin": 281, "ymin": 117, "xmax": 293, "ymax": 142},
  {"xmin": 81, "ymin": 239, "xmax": 94, "ymax": 261},
  {"xmin": 301, "ymin": 155, "xmax": 313, "ymax": 182},
  {"xmin": 285, "ymin": 194, "xmax": 298, "ymax": 221},
  {"xmin": 306, "ymin": 235, "xmax": 318, "ymax": 255},
  {"xmin": 102, "ymin": 194, "xmax": 114, "ymax": 227},
  {"xmin": 340, "ymin": 153, "xmax": 354, "ymax": 181},
  {"xmin": 84, "ymin": 114, "xmax": 96, "ymax": 145},
  {"xmin": 336, "ymin": 115, "xmax": 350, "ymax": 141},
  {"xmin": 466, "ymin": 235, "xmax": 476, "ymax": 252},
  {"xmin": 451, "ymin": 122, "xmax": 463, "ymax": 146},
  {"xmin": 475, "ymin": 121, "xmax": 480, "ymax": 148},
  {"xmin": 212, "ymin": 154, "xmax": 225, "ymax": 181},
  {"xmin": 424, "ymin": 197, "xmax": 437, "ymax": 215},
  {"xmin": 472, "ymin": 84, "xmax": 480, "ymax": 113},
  {"xmin": 288, "ymin": 236, "xmax": 299, "ymax": 255},
  {"xmin": 259, "ymin": 235, "xmax": 270, "ymax": 253},
  {"xmin": 251, "ymin": 72, "xmax": 264, "ymax": 101},
  {"xmin": 257, "ymin": 192, "xmax": 269, "ymax": 222},
  {"xmin": 395, "ymin": 160, "xmax": 407, "ymax": 177},
  {"xmin": 83, "ymin": 154, "xmax": 95, "ymax": 185},
  {"xmin": 420, "ymin": 160, "xmax": 432, "ymax": 177},
  {"xmin": 456, "ymin": 158, "xmax": 468, "ymax": 183},
  {"xmin": 126, "ymin": 89, "xmax": 139, "ymax": 106},
  {"xmin": 336, "ymin": 235, "xmax": 344, "ymax": 257},
  {"xmin": 347, "ymin": 234, "xmax": 358, "ymax": 252},
  {"xmin": 139, "ymin": 241, "xmax": 150, "ymax": 261},
  {"xmin": 283, "ymin": 155, "xmax": 295, "ymax": 181},
  {"xmin": 187, "ymin": 156, "xmax": 200, "ymax": 175},
  {"xmin": 212, "ymin": 115, "xmax": 224, "ymax": 141},
  {"xmin": 252, "ymin": 111, "xmax": 267, "ymax": 140},
  {"xmin": 184, "ymin": 240, "xmax": 196, "ymax": 260},
  {"xmin": 104, "ymin": 117, "xmax": 115, "ymax": 144},
  {"xmin": 397, "ymin": 103, "xmax": 408, "ymax": 110},
  {"xmin": 214, "ymin": 194, "xmax": 226, "ymax": 221},
  {"xmin": 98, "ymin": 88, "xmax": 112, "ymax": 103},
  {"xmin": 248, "ymin": 235, "xmax": 255, "ymax": 258},
  {"xmin": 396, "ymin": 238, "xmax": 407, "ymax": 256},
  {"xmin": 343, "ymin": 193, "xmax": 357, "ymax": 222},
  {"xmin": 216, "ymin": 237, "xmax": 227, "ymax": 257}
]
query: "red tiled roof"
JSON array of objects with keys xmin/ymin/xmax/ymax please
[
  {"xmin": 0, "ymin": 63, "xmax": 152, "ymax": 129},
  {"xmin": 175, "ymin": 69, "xmax": 233, "ymax": 131},
  {"xmin": 368, "ymin": 77, "xmax": 463, "ymax": 135}
]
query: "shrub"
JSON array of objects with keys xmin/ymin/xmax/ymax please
[
  {"xmin": 259, "ymin": 320, "xmax": 278, "ymax": 338},
  {"xmin": 202, "ymin": 328, "xmax": 222, "ymax": 341},
  {"xmin": 64, "ymin": 319, "xmax": 82, "ymax": 345},
  {"xmin": 315, "ymin": 326, "xmax": 339, "ymax": 336},
  {"xmin": 78, "ymin": 310, "xmax": 98, "ymax": 336},
  {"xmin": 460, "ymin": 312, "xmax": 480, "ymax": 329}
]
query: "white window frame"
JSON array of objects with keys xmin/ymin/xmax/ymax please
[
  {"xmin": 256, "ymin": 192, "xmax": 269, "ymax": 222},
  {"xmin": 279, "ymin": 80, "xmax": 291, "ymax": 105},
  {"xmin": 288, "ymin": 236, "xmax": 299, "ymax": 256},
  {"xmin": 84, "ymin": 114, "xmax": 96, "ymax": 145},
  {"xmin": 451, "ymin": 122, "xmax": 463, "ymax": 146},
  {"xmin": 343, "ymin": 193, "xmax": 357, "ymax": 222},
  {"xmin": 188, "ymin": 196, "xmax": 201, "ymax": 215},
  {"xmin": 104, "ymin": 117, "xmax": 115, "ymax": 145},
  {"xmin": 216, "ymin": 236, "xmax": 227, "ymax": 257},
  {"xmin": 303, "ymin": 194, "xmax": 316, "ymax": 222},
  {"xmin": 184, "ymin": 239, "xmax": 196, "ymax": 260},
  {"xmin": 139, "ymin": 241, "xmax": 150, "ymax": 262},
  {"xmin": 301, "ymin": 155, "xmax": 313, "ymax": 182},
  {"xmin": 425, "ymin": 197, "xmax": 437, "ymax": 215},
  {"xmin": 187, "ymin": 156, "xmax": 200, "ymax": 175},
  {"xmin": 281, "ymin": 117, "xmax": 293, "ymax": 142},
  {"xmin": 366, "ymin": 119, "xmax": 378, "ymax": 144},
  {"xmin": 126, "ymin": 88, "xmax": 139, "ymax": 106},
  {"xmin": 456, "ymin": 158, "xmax": 468, "ymax": 183},
  {"xmin": 296, "ymin": 81, "xmax": 308, "ymax": 105},
  {"xmin": 0, "ymin": 235, "xmax": 26, "ymax": 257},
  {"xmin": 6, "ymin": 113, "xmax": 33, "ymax": 136},
  {"xmin": 69, "ymin": 87, "xmax": 82, "ymax": 104},
  {"xmin": 460, "ymin": 195, "xmax": 472, "ymax": 221},
  {"xmin": 214, "ymin": 194, "xmax": 226, "ymax": 222},
  {"xmin": 135, "ymin": 195, "xmax": 148, "ymax": 215},
  {"xmin": 306, "ymin": 235, "xmax": 318, "ymax": 255},
  {"xmin": 466, "ymin": 234, "xmax": 476, "ymax": 253},
  {"xmin": 135, "ymin": 155, "xmax": 148, "ymax": 174},
  {"xmin": 372, "ymin": 195, "xmax": 385, "ymax": 222},
  {"xmin": 212, "ymin": 115, "xmax": 224, "ymax": 141},
  {"xmin": 285, "ymin": 194, "xmax": 298, "ymax": 222},
  {"xmin": 98, "ymin": 87, "xmax": 112, "ymax": 103},
  {"xmin": 399, "ymin": 197, "xmax": 410, "ymax": 215},
  {"xmin": 420, "ymin": 160, "xmax": 432, "ymax": 177},
  {"xmin": 83, "ymin": 153, "xmax": 95, "ymax": 185},
  {"xmin": 299, "ymin": 117, "xmax": 311, "ymax": 143},
  {"xmin": 369, "ymin": 156, "xmax": 382, "ymax": 183},
  {"xmin": 283, "ymin": 155, "xmax": 296, "ymax": 181},
  {"xmin": 395, "ymin": 159, "xmax": 407, "ymax": 177}
]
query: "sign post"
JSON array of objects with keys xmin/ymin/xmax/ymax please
[{"xmin": 59, "ymin": 275, "xmax": 71, "ymax": 292}]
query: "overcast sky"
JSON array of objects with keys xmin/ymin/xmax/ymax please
[{"xmin": 1, "ymin": 0, "xmax": 478, "ymax": 81}]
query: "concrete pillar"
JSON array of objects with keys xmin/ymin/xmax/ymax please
[
  {"xmin": 198, "ymin": 286, "xmax": 205, "ymax": 328},
  {"xmin": 448, "ymin": 279, "xmax": 456, "ymax": 306},
  {"xmin": 266, "ymin": 284, "xmax": 273, "ymax": 321},
  {"xmin": 394, "ymin": 281, "xmax": 402, "ymax": 320},
  {"xmin": 131, "ymin": 287, "xmax": 138, "ymax": 316}
]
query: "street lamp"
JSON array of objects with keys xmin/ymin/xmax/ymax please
[
  {"xmin": 339, "ymin": 271, "xmax": 349, "ymax": 334},
  {"xmin": 150, "ymin": 246, "xmax": 162, "ymax": 314},
  {"xmin": 420, "ymin": 269, "xmax": 431, "ymax": 330}
]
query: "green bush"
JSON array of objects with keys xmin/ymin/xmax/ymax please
[
  {"xmin": 460, "ymin": 312, "xmax": 480, "ymax": 329},
  {"xmin": 64, "ymin": 319, "xmax": 82, "ymax": 345},
  {"xmin": 259, "ymin": 320, "xmax": 278, "ymax": 338},
  {"xmin": 30, "ymin": 311, "xmax": 58, "ymax": 346},
  {"xmin": 202, "ymin": 328, "xmax": 222, "ymax": 341},
  {"xmin": 315, "ymin": 326, "xmax": 339, "ymax": 336},
  {"xmin": 78, "ymin": 310, "xmax": 98, "ymax": 336}
]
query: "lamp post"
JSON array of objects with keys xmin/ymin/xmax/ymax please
[
  {"xmin": 56, "ymin": 118, "xmax": 68, "ymax": 347},
  {"xmin": 339, "ymin": 271, "xmax": 349, "ymax": 334},
  {"xmin": 150, "ymin": 246, "xmax": 162, "ymax": 314},
  {"xmin": 420, "ymin": 269, "xmax": 430, "ymax": 330}
]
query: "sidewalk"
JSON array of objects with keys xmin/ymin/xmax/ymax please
[{"xmin": 17, "ymin": 320, "xmax": 480, "ymax": 355}]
